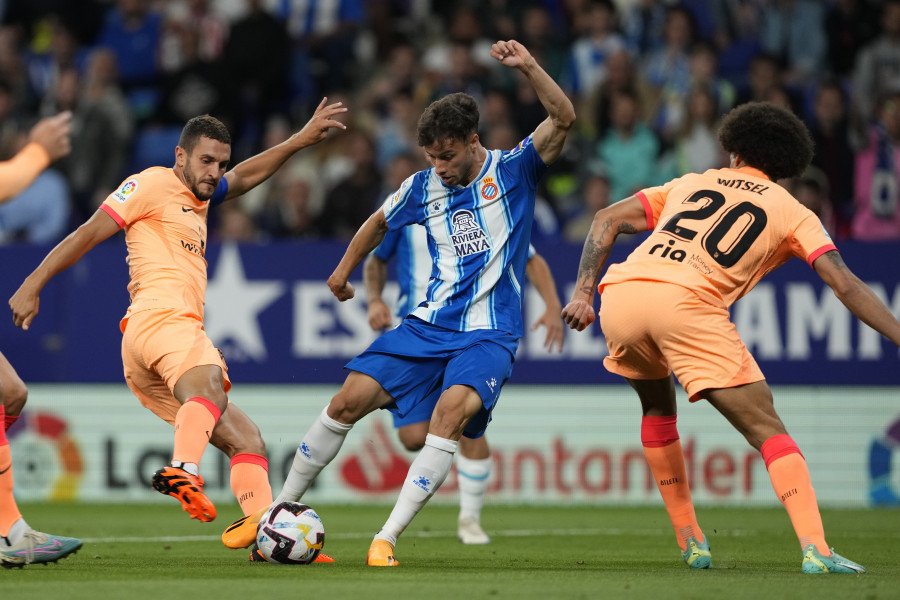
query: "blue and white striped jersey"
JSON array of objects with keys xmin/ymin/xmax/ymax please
[
  {"xmin": 374, "ymin": 224, "xmax": 537, "ymax": 321},
  {"xmin": 380, "ymin": 136, "xmax": 547, "ymax": 337}
]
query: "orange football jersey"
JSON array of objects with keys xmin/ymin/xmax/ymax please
[
  {"xmin": 599, "ymin": 166, "xmax": 836, "ymax": 308},
  {"xmin": 101, "ymin": 167, "xmax": 211, "ymax": 321}
]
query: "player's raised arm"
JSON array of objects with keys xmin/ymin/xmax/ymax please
[
  {"xmin": 327, "ymin": 209, "xmax": 390, "ymax": 302},
  {"xmin": 490, "ymin": 40, "xmax": 574, "ymax": 164},
  {"xmin": 0, "ymin": 111, "xmax": 72, "ymax": 204},
  {"xmin": 562, "ymin": 195, "xmax": 649, "ymax": 332},
  {"xmin": 813, "ymin": 250, "xmax": 900, "ymax": 346},
  {"xmin": 10, "ymin": 209, "xmax": 121, "ymax": 330},
  {"xmin": 223, "ymin": 97, "xmax": 347, "ymax": 199}
]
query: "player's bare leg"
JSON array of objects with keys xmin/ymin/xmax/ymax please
[
  {"xmin": 224, "ymin": 372, "xmax": 390, "ymax": 550},
  {"xmin": 628, "ymin": 376, "xmax": 710, "ymax": 568},
  {"xmin": 152, "ymin": 365, "xmax": 228, "ymax": 522},
  {"xmin": 1, "ymin": 368, "xmax": 81, "ymax": 568},
  {"xmin": 368, "ymin": 385, "xmax": 480, "ymax": 566},
  {"xmin": 705, "ymin": 382, "xmax": 864, "ymax": 573}
]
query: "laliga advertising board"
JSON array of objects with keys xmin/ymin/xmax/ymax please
[{"xmin": 8, "ymin": 383, "xmax": 899, "ymax": 508}]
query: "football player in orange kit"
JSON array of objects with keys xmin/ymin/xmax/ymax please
[
  {"xmin": 562, "ymin": 101, "xmax": 900, "ymax": 574},
  {"xmin": 0, "ymin": 112, "xmax": 84, "ymax": 568},
  {"xmin": 10, "ymin": 101, "xmax": 346, "ymax": 546}
]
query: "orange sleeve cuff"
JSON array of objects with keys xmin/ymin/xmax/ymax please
[
  {"xmin": 806, "ymin": 244, "xmax": 837, "ymax": 267},
  {"xmin": 99, "ymin": 203, "xmax": 126, "ymax": 228},
  {"xmin": 635, "ymin": 191, "xmax": 655, "ymax": 230}
]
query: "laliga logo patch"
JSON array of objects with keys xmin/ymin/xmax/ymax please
[
  {"xmin": 113, "ymin": 179, "xmax": 138, "ymax": 204},
  {"xmin": 480, "ymin": 177, "xmax": 498, "ymax": 200},
  {"xmin": 508, "ymin": 136, "xmax": 531, "ymax": 155},
  {"xmin": 450, "ymin": 209, "xmax": 491, "ymax": 257}
]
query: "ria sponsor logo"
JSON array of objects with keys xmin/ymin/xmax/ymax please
[{"xmin": 648, "ymin": 239, "xmax": 686, "ymax": 262}]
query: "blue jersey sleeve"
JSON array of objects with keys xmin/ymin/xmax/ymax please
[
  {"xmin": 500, "ymin": 136, "xmax": 548, "ymax": 190},
  {"xmin": 374, "ymin": 227, "xmax": 402, "ymax": 261},
  {"xmin": 209, "ymin": 176, "xmax": 229, "ymax": 207},
  {"xmin": 383, "ymin": 172, "xmax": 425, "ymax": 231}
]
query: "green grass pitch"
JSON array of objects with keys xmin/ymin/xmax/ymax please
[{"xmin": 3, "ymin": 503, "xmax": 898, "ymax": 599}]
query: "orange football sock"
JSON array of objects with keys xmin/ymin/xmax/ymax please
[
  {"xmin": 172, "ymin": 397, "xmax": 221, "ymax": 467},
  {"xmin": 762, "ymin": 434, "xmax": 828, "ymax": 554},
  {"xmin": 230, "ymin": 453, "xmax": 272, "ymax": 515},
  {"xmin": 4, "ymin": 413, "xmax": 17, "ymax": 432},
  {"xmin": 642, "ymin": 416, "xmax": 703, "ymax": 551},
  {"xmin": 0, "ymin": 408, "xmax": 23, "ymax": 536}
]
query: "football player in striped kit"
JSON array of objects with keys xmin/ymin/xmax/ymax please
[{"xmin": 222, "ymin": 39, "xmax": 574, "ymax": 566}]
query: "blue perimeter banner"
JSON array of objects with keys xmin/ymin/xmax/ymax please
[{"xmin": 1, "ymin": 237, "xmax": 898, "ymax": 385}]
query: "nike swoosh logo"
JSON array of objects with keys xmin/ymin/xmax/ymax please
[
  {"xmin": 32, "ymin": 539, "xmax": 64, "ymax": 554},
  {"xmin": 182, "ymin": 207, "xmax": 193, "ymax": 212},
  {"xmin": 0, "ymin": 464, "xmax": 10, "ymax": 475}
]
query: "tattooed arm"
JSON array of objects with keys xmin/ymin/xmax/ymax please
[
  {"xmin": 813, "ymin": 250, "xmax": 900, "ymax": 346},
  {"xmin": 561, "ymin": 196, "xmax": 648, "ymax": 331}
]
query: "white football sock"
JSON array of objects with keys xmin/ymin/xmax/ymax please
[
  {"xmin": 457, "ymin": 454, "xmax": 492, "ymax": 521},
  {"xmin": 1, "ymin": 518, "xmax": 28, "ymax": 545},
  {"xmin": 276, "ymin": 407, "xmax": 352, "ymax": 503},
  {"xmin": 375, "ymin": 434, "xmax": 457, "ymax": 546},
  {"xmin": 171, "ymin": 461, "xmax": 199, "ymax": 476}
]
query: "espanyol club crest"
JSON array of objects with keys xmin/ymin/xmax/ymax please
[{"xmin": 481, "ymin": 177, "xmax": 498, "ymax": 200}]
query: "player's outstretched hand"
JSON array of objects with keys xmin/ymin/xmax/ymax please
[
  {"xmin": 368, "ymin": 299, "xmax": 393, "ymax": 331},
  {"xmin": 532, "ymin": 307, "xmax": 564, "ymax": 353},
  {"xmin": 561, "ymin": 299, "xmax": 596, "ymax": 332},
  {"xmin": 9, "ymin": 282, "xmax": 40, "ymax": 331},
  {"xmin": 29, "ymin": 111, "xmax": 72, "ymax": 162},
  {"xmin": 294, "ymin": 97, "xmax": 348, "ymax": 148},
  {"xmin": 490, "ymin": 40, "xmax": 533, "ymax": 70},
  {"xmin": 327, "ymin": 274, "xmax": 355, "ymax": 302}
]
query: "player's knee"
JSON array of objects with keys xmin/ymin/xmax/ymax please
[
  {"xmin": 398, "ymin": 431, "xmax": 425, "ymax": 452},
  {"xmin": 0, "ymin": 375, "xmax": 27, "ymax": 416},
  {"xmin": 238, "ymin": 423, "xmax": 267, "ymax": 456},
  {"xmin": 214, "ymin": 426, "xmax": 267, "ymax": 457},
  {"xmin": 326, "ymin": 392, "xmax": 367, "ymax": 425}
]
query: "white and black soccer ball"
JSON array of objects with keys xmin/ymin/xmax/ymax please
[{"xmin": 255, "ymin": 501, "xmax": 325, "ymax": 564}]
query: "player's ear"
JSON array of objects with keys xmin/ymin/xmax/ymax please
[{"xmin": 174, "ymin": 145, "xmax": 186, "ymax": 167}]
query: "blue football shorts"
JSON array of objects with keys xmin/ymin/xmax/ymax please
[{"xmin": 345, "ymin": 317, "xmax": 518, "ymax": 438}]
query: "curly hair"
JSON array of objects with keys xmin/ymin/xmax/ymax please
[
  {"xmin": 717, "ymin": 102, "xmax": 813, "ymax": 181},
  {"xmin": 416, "ymin": 92, "xmax": 480, "ymax": 147},
  {"xmin": 179, "ymin": 114, "xmax": 231, "ymax": 153}
]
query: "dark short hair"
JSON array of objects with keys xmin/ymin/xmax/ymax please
[
  {"xmin": 717, "ymin": 102, "xmax": 813, "ymax": 181},
  {"xmin": 179, "ymin": 114, "xmax": 231, "ymax": 153},
  {"xmin": 416, "ymin": 93, "xmax": 480, "ymax": 147}
]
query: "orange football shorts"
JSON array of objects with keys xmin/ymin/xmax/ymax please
[
  {"xmin": 121, "ymin": 308, "xmax": 231, "ymax": 424},
  {"xmin": 598, "ymin": 280, "xmax": 764, "ymax": 401}
]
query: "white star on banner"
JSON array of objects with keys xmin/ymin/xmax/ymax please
[{"xmin": 205, "ymin": 243, "xmax": 285, "ymax": 361}]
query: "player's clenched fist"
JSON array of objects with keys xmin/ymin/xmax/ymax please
[
  {"xmin": 561, "ymin": 299, "xmax": 596, "ymax": 332},
  {"xmin": 490, "ymin": 40, "xmax": 533, "ymax": 69},
  {"xmin": 327, "ymin": 275, "xmax": 355, "ymax": 302},
  {"xmin": 9, "ymin": 281, "xmax": 40, "ymax": 331},
  {"xmin": 29, "ymin": 111, "xmax": 73, "ymax": 162}
]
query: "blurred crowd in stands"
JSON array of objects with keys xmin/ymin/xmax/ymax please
[{"xmin": 0, "ymin": 0, "xmax": 899, "ymax": 246}]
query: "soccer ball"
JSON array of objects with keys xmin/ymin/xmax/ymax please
[{"xmin": 255, "ymin": 501, "xmax": 325, "ymax": 564}]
